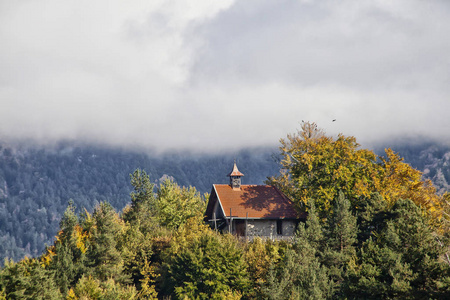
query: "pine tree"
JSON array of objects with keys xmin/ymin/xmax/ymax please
[
  {"xmin": 344, "ymin": 238, "xmax": 414, "ymax": 299},
  {"xmin": 383, "ymin": 199, "xmax": 450, "ymax": 298},
  {"xmin": 122, "ymin": 169, "xmax": 156, "ymax": 231},
  {"xmin": 86, "ymin": 202, "xmax": 126, "ymax": 283},
  {"xmin": 263, "ymin": 247, "xmax": 332, "ymax": 300},
  {"xmin": 326, "ymin": 191, "xmax": 358, "ymax": 256},
  {"xmin": 344, "ymin": 199, "xmax": 450, "ymax": 299},
  {"xmin": 295, "ymin": 199, "xmax": 324, "ymax": 252},
  {"xmin": 51, "ymin": 242, "xmax": 76, "ymax": 295},
  {"xmin": 0, "ymin": 258, "xmax": 63, "ymax": 299},
  {"xmin": 49, "ymin": 201, "xmax": 85, "ymax": 295},
  {"xmin": 322, "ymin": 191, "xmax": 358, "ymax": 293},
  {"xmin": 354, "ymin": 193, "xmax": 388, "ymax": 246},
  {"xmin": 262, "ymin": 200, "xmax": 333, "ymax": 299}
]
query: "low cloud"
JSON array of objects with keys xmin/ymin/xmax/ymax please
[{"xmin": 1, "ymin": 0, "xmax": 449, "ymax": 152}]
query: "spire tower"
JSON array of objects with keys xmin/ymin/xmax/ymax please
[{"xmin": 227, "ymin": 161, "xmax": 244, "ymax": 190}]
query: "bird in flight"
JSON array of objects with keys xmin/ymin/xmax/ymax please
[{"xmin": 332, "ymin": 119, "xmax": 336, "ymax": 122}]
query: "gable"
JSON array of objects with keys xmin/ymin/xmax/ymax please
[{"xmin": 205, "ymin": 186, "xmax": 226, "ymax": 221}]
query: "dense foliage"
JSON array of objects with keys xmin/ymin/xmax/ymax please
[
  {"xmin": 1, "ymin": 170, "xmax": 449, "ymax": 299},
  {"xmin": 267, "ymin": 122, "xmax": 443, "ymax": 221},
  {"xmin": 0, "ymin": 143, "xmax": 278, "ymax": 263},
  {"xmin": 2, "ymin": 124, "xmax": 450, "ymax": 299}
]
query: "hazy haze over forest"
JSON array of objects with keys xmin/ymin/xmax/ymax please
[{"xmin": 1, "ymin": 0, "xmax": 450, "ymax": 152}]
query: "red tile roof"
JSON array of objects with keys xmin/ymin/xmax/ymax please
[{"xmin": 210, "ymin": 184, "xmax": 301, "ymax": 219}]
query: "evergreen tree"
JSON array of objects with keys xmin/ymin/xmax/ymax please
[
  {"xmin": 263, "ymin": 247, "xmax": 332, "ymax": 300},
  {"xmin": 122, "ymin": 169, "xmax": 156, "ymax": 230},
  {"xmin": 345, "ymin": 199, "xmax": 450, "ymax": 299},
  {"xmin": 345, "ymin": 238, "xmax": 414, "ymax": 299},
  {"xmin": 51, "ymin": 242, "xmax": 76, "ymax": 295},
  {"xmin": 262, "ymin": 200, "xmax": 333, "ymax": 299},
  {"xmin": 383, "ymin": 199, "xmax": 450, "ymax": 298},
  {"xmin": 162, "ymin": 218, "xmax": 249, "ymax": 299},
  {"xmin": 119, "ymin": 170, "xmax": 165, "ymax": 297},
  {"xmin": 86, "ymin": 202, "xmax": 127, "ymax": 283},
  {"xmin": 117, "ymin": 222, "xmax": 159, "ymax": 298},
  {"xmin": 49, "ymin": 200, "xmax": 86, "ymax": 295},
  {"xmin": 354, "ymin": 193, "xmax": 388, "ymax": 247},
  {"xmin": 0, "ymin": 258, "xmax": 62, "ymax": 299},
  {"xmin": 322, "ymin": 191, "xmax": 358, "ymax": 293},
  {"xmin": 326, "ymin": 191, "xmax": 358, "ymax": 256},
  {"xmin": 295, "ymin": 200, "xmax": 324, "ymax": 252}
]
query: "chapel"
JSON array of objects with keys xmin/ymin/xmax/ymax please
[{"xmin": 204, "ymin": 162, "xmax": 305, "ymax": 240}]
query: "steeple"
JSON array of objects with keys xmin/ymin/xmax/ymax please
[{"xmin": 227, "ymin": 161, "xmax": 244, "ymax": 190}]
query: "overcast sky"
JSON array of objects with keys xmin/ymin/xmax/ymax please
[{"xmin": 1, "ymin": 0, "xmax": 449, "ymax": 152}]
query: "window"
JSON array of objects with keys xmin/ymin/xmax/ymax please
[{"xmin": 276, "ymin": 219, "xmax": 282, "ymax": 235}]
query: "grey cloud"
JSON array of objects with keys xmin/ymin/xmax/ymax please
[
  {"xmin": 191, "ymin": 0, "xmax": 450, "ymax": 91},
  {"xmin": 1, "ymin": 0, "xmax": 450, "ymax": 152},
  {"xmin": 186, "ymin": 0, "xmax": 450, "ymax": 145}
]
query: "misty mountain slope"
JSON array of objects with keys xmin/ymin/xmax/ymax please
[
  {"xmin": 405, "ymin": 146, "xmax": 450, "ymax": 194},
  {"xmin": 385, "ymin": 142, "xmax": 450, "ymax": 194},
  {"xmin": 1, "ymin": 140, "xmax": 450, "ymax": 264},
  {"xmin": 0, "ymin": 142, "xmax": 279, "ymax": 263}
]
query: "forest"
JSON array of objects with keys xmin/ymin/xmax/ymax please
[
  {"xmin": 1, "ymin": 122, "xmax": 450, "ymax": 299},
  {"xmin": 0, "ymin": 144, "xmax": 279, "ymax": 263}
]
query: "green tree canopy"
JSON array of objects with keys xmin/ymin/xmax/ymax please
[
  {"xmin": 122, "ymin": 169, "xmax": 156, "ymax": 229},
  {"xmin": 345, "ymin": 199, "xmax": 450, "ymax": 299},
  {"xmin": 268, "ymin": 122, "xmax": 443, "ymax": 221},
  {"xmin": 162, "ymin": 218, "xmax": 249, "ymax": 299},
  {"xmin": 85, "ymin": 202, "xmax": 126, "ymax": 283},
  {"xmin": 155, "ymin": 179, "xmax": 206, "ymax": 230}
]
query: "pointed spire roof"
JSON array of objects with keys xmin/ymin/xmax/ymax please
[{"xmin": 227, "ymin": 161, "xmax": 244, "ymax": 177}]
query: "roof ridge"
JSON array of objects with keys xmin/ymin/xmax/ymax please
[{"xmin": 272, "ymin": 185, "xmax": 292, "ymax": 202}]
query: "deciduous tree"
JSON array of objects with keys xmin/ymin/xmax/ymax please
[
  {"xmin": 155, "ymin": 179, "xmax": 206, "ymax": 230},
  {"xmin": 161, "ymin": 218, "xmax": 249, "ymax": 299},
  {"xmin": 268, "ymin": 122, "xmax": 443, "ymax": 221},
  {"xmin": 268, "ymin": 122, "xmax": 379, "ymax": 216}
]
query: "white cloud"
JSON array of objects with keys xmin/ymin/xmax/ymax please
[{"xmin": 1, "ymin": 0, "xmax": 449, "ymax": 152}]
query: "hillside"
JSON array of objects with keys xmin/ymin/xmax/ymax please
[
  {"xmin": 1, "ymin": 140, "xmax": 450, "ymax": 263},
  {"xmin": 0, "ymin": 142, "xmax": 279, "ymax": 263},
  {"xmin": 2, "ymin": 135, "xmax": 450, "ymax": 299}
]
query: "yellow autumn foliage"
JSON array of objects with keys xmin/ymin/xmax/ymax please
[
  {"xmin": 73, "ymin": 224, "xmax": 90, "ymax": 254},
  {"xmin": 268, "ymin": 122, "xmax": 444, "ymax": 226},
  {"xmin": 40, "ymin": 245, "xmax": 56, "ymax": 267}
]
